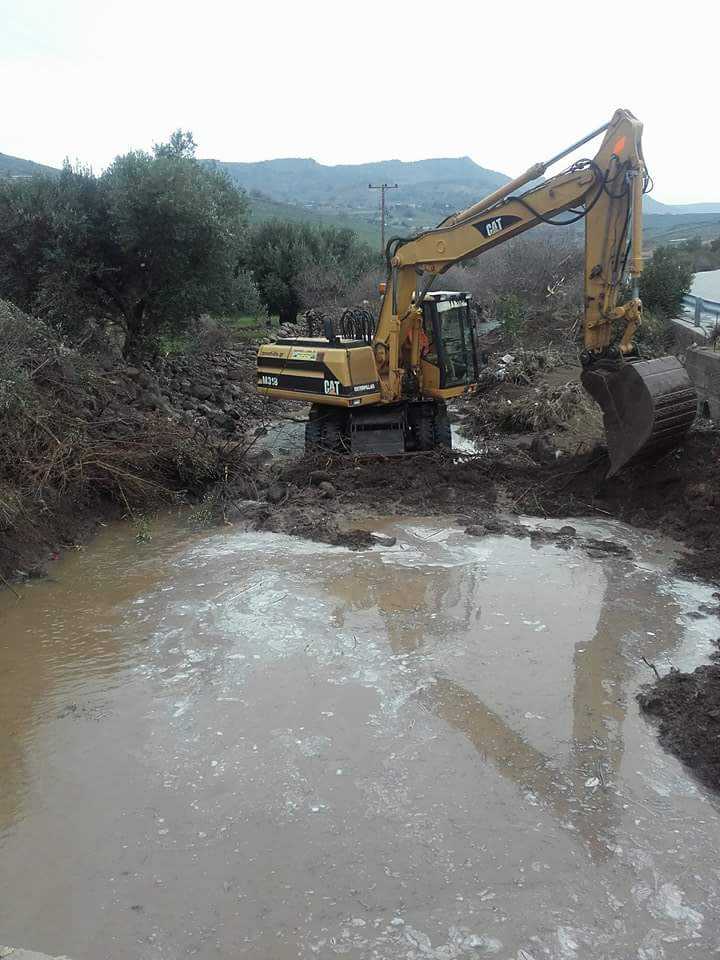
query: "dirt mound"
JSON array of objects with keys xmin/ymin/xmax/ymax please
[
  {"xmin": 0, "ymin": 300, "xmax": 264, "ymax": 581},
  {"xmin": 459, "ymin": 354, "xmax": 603, "ymax": 459},
  {"xmin": 276, "ymin": 451, "xmax": 498, "ymax": 518},
  {"xmin": 638, "ymin": 664, "xmax": 720, "ymax": 789},
  {"xmin": 486, "ymin": 427, "xmax": 720, "ymax": 583}
]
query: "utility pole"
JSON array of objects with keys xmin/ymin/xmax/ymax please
[{"xmin": 368, "ymin": 182, "xmax": 398, "ymax": 256}]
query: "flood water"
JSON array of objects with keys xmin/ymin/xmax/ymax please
[{"xmin": 1, "ymin": 516, "xmax": 720, "ymax": 958}]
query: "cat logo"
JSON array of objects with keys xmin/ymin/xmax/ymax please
[
  {"xmin": 474, "ymin": 214, "xmax": 521, "ymax": 239},
  {"xmin": 323, "ymin": 379, "xmax": 341, "ymax": 395}
]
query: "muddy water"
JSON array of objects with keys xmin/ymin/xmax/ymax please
[{"xmin": 1, "ymin": 517, "xmax": 720, "ymax": 959}]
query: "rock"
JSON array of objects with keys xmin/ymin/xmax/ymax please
[
  {"xmin": 224, "ymin": 499, "xmax": 266, "ymax": 521},
  {"xmin": 318, "ymin": 481, "xmax": 336, "ymax": 499},
  {"xmin": 370, "ymin": 533, "xmax": 397, "ymax": 547},
  {"xmin": 191, "ymin": 382, "xmax": 213, "ymax": 400},
  {"xmin": 465, "ymin": 524, "xmax": 487, "ymax": 537},
  {"xmin": 310, "ymin": 470, "xmax": 332, "ymax": 485},
  {"xmin": 483, "ymin": 517, "xmax": 505, "ymax": 534},
  {"xmin": 226, "ymin": 368, "xmax": 245, "ymax": 382},
  {"xmin": 123, "ymin": 367, "xmax": 141, "ymax": 379},
  {"xmin": 265, "ymin": 482, "xmax": 287, "ymax": 504},
  {"xmin": 558, "ymin": 525, "xmax": 577, "ymax": 537},
  {"xmin": 530, "ymin": 435, "xmax": 554, "ymax": 462},
  {"xmin": 582, "ymin": 538, "xmax": 632, "ymax": 558}
]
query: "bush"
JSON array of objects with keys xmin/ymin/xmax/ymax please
[
  {"xmin": 241, "ymin": 221, "xmax": 376, "ymax": 323},
  {"xmin": 639, "ymin": 246, "xmax": 693, "ymax": 317},
  {"xmin": 495, "ymin": 293, "xmax": 525, "ymax": 341}
]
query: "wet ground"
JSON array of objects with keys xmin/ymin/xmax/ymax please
[
  {"xmin": 254, "ymin": 417, "xmax": 481, "ymax": 458},
  {"xmin": 2, "ymin": 516, "xmax": 720, "ymax": 958}
]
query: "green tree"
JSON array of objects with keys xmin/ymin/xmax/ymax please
[
  {"xmin": 639, "ymin": 246, "xmax": 693, "ymax": 317},
  {"xmin": 242, "ymin": 221, "xmax": 375, "ymax": 324},
  {"xmin": 0, "ymin": 131, "xmax": 251, "ymax": 352}
]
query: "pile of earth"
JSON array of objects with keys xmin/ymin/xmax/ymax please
[
  {"xmin": 638, "ymin": 651, "xmax": 720, "ymax": 790},
  {"xmin": 0, "ymin": 300, "xmax": 269, "ymax": 582},
  {"xmin": 128, "ymin": 345, "xmax": 269, "ymax": 434},
  {"xmin": 456, "ymin": 349, "xmax": 604, "ymax": 461}
]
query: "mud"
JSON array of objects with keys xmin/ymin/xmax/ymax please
[
  {"xmin": 638, "ymin": 661, "xmax": 720, "ymax": 790},
  {"xmin": 260, "ymin": 424, "xmax": 720, "ymax": 585}
]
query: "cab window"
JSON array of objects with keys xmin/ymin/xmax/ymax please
[{"xmin": 436, "ymin": 300, "xmax": 475, "ymax": 386}]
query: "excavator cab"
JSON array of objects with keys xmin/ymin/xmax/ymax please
[{"xmin": 419, "ymin": 292, "xmax": 480, "ymax": 394}]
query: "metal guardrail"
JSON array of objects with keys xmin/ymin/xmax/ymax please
[{"xmin": 682, "ymin": 294, "xmax": 720, "ymax": 329}]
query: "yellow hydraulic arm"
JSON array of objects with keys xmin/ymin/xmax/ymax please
[{"xmin": 372, "ymin": 109, "xmax": 647, "ymax": 402}]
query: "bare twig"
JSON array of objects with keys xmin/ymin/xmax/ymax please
[
  {"xmin": 0, "ymin": 569, "xmax": 21, "ymax": 599},
  {"xmin": 641, "ymin": 656, "xmax": 661, "ymax": 680}
]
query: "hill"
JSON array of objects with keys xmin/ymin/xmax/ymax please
[
  {"xmin": 644, "ymin": 196, "xmax": 720, "ymax": 216},
  {"xmin": 3, "ymin": 147, "xmax": 719, "ymax": 250},
  {"xmin": 0, "ymin": 151, "xmax": 59, "ymax": 179},
  {"xmin": 205, "ymin": 156, "xmax": 509, "ymax": 210}
]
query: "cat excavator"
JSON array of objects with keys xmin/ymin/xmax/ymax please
[{"xmin": 257, "ymin": 109, "xmax": 696, "ymax": 475}]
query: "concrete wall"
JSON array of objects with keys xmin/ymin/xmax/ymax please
[
  {"xmin": 670, "ymin": 317, "xmax": 709, "ymax": 350},
  {"xmin": 685, "ymin": 346, "xmax": 720, "ymax": 420}
]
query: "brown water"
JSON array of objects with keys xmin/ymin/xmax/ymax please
[{"xmin": 1, "ymin": 516, "xmax": 719, "ymax": 959}]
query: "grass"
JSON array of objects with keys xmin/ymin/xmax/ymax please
[{"xmin": 249, "ymin": 195, "xmax": 380, "ymax": 249}]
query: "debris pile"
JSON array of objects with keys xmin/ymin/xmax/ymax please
[{"xmin": 0, "ymin": 300, "xmax": 261, "ymax": 579}]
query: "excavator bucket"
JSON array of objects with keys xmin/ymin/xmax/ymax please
[{"xmin": 581, "ymin": 356, "xmax": 697, "ymax": 477}]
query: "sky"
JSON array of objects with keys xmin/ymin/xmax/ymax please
[{"xmin": 1, "ymin": 0, "xmax": 717, "ymax": 204}]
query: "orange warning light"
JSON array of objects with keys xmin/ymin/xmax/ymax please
[{"xmin": 613, "ymin": 136, "xmax": 626, "ymax": 155}]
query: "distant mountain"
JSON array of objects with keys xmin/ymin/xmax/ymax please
[
  {"xmin": 0, "ymin": 152, "xmax": 59, "ymax": 178},
  {"xmin": 643, "ymin": 196, "xmax": 720, "ymax": 215},
  {"xmin": 3, "ymin": 147, "xmax": 719, "ymax": 246},
  {"xmin": 204, "ymin": 156, "xmax": 510, "ymax": 217}
]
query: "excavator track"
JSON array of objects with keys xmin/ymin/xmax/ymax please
[{"xmin": 581, "ymin": 356, "xmax": 697, "ymax": 477}]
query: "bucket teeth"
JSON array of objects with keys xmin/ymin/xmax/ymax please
[{"xmin": 582, "ymin": 356, "xmax": 697, "ymax": 477}]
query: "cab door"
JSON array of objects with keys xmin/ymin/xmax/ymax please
[{"xmin": 420, "ymin": 298, "xmax": 479, "ymax": 396}]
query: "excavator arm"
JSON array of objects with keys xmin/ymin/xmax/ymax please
[{"xmin": 373, "ymin": 109, "xmax": 696, "ymax": 473}]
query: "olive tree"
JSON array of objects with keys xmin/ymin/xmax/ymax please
[{"xmin": 0, "ymin": 131, "xmax": 252, "ymax": 352}]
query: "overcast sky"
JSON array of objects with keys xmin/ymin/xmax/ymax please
[{"xmin": 1, "ymin": 0, "xmax": 716, "ymax": 203}]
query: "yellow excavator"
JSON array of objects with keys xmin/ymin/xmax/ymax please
[{"xmin": 257, "ymin": 109, "xmax": 696, "ymax": 474}]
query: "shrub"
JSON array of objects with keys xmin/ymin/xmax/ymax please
[{"xmin": 639, "ymin": 246, "xmax": 693, "ymax": 317}]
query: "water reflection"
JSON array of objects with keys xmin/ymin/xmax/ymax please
[{"xmin": 326, "ymin": 527, "xmax": 685, "ymax": 862}]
